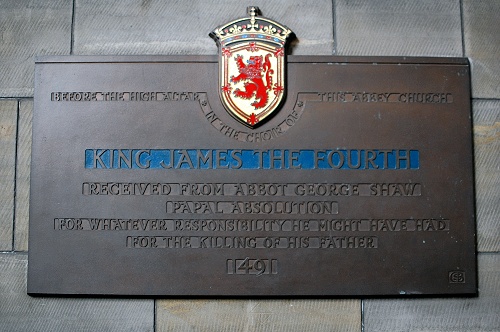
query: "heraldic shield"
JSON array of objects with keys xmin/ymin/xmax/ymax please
[{"xmin": 210, "ymin": 7, "xmax": 293, "ymax": 128}]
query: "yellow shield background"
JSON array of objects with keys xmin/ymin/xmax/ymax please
[{"xmin": 220, "ymin": 41, "xmax": 284, "ymax": 126}]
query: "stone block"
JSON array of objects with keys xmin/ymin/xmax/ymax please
[
  {"xmin": 74, "ymin": 0, "xmax": 333, "ymax": 56},
  {"xmin": 0, "ymin": 253, "xmax": 154, "ymax": 331},
  {"xmin": 15, "ymin": 99, "xmax": 32, "ymax": 251},
  {"xmin": 0, "ymin": 0, "xmax": 72, "ymax": 97},
  {"xmin": 463, "ymin": 0, "xmax": 500, "ymax": 98},
  {"xmin": 473, "ymin": 100, "xmax": 500, "ymax": 252},
  {"xmin": 335, "ymin": 0, "xmax": 462, "ymax": 56},
  {"xmin": 156, "ymin": 299, "xmax": 360, "ymax": 331},
  {"xmin": 0, "ymin": 100, "xmax": 17, "ymax": 251},
  {"xmin": 364, "ymin": 253, "xmax": 500, "ymax": 331}
]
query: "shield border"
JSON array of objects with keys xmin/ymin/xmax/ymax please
[{"xmin": 220, "ymin": 42, "xmax": 285, "ymax": 127}]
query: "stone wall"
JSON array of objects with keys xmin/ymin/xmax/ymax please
[{"xmin": 0, "ymin": 0, "xmax": 498, "ymax": 331}]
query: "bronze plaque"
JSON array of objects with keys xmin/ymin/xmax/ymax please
[{"xmin": 28, "ymin": 55, "xmax": 476, "ymax": 296}]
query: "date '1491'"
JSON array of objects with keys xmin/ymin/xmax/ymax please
[{"xmin": 227, "ymin": 258, "xmax": 278, "ymax": 276}]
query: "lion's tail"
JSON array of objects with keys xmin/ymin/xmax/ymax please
[{"xmin": 264, "ymin": 54, "xmax": 273, "ymax": 90}]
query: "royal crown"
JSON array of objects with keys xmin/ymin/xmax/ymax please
[{"xmin": 210, "ymin": 6, "xmax": 293, "ymax": 47}]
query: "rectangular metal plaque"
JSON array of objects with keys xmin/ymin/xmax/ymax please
[{"xmin": 29, "ymin": 55, "xmax": 476, "ymax": 296}]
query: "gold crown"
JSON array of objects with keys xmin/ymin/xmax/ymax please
[{"xmin": 210, "ymin": 6, "xmax": 293, "ymax": 47}]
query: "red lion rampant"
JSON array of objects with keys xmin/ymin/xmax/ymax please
[{"xmin": 231, "ymin": 54, "xmax": 273, "ymax": 109}]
